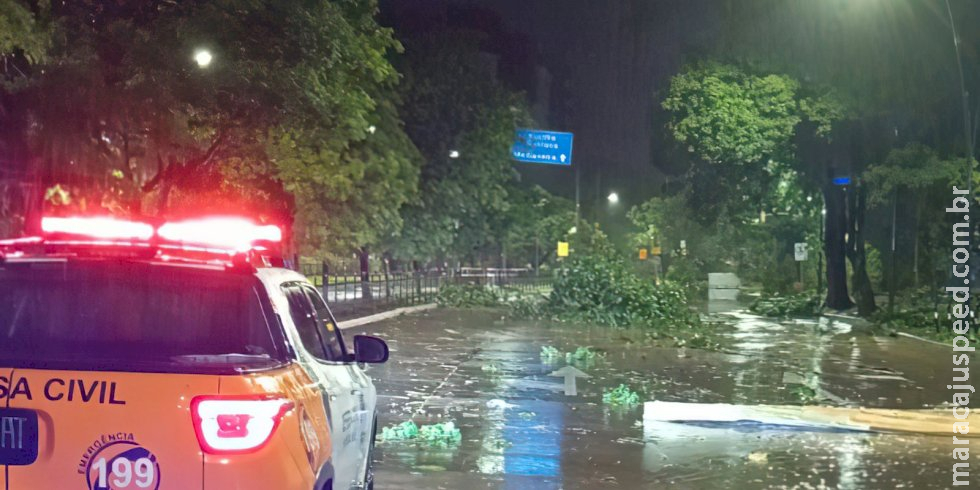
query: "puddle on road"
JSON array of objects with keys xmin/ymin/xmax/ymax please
[{"xmin": 356, "ymin": 307, "xmax": 961, "ymax": 489}]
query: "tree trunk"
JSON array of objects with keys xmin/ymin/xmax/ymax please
[
  {"xmin": 913, "ymin": 192, "xmax": 923, "ymax": 288},
  {"xmin": 845, "ymin": 184, "xmax": 876, "ymax": 316},
  {"xmin": 412, "ymin": 259, "xmax": 422, "ymax": 298},
  {"xmin": 824, "ymin": 184, "xmax": 853, "ymax": 310},
  {"xmin": 358, "ymin": 247, "xmax": 372, "ymax": 300}
]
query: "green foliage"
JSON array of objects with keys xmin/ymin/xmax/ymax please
[
  {"xmin": 509, "ymin": 292, "xmax": 549, "ymax": 319},
  {"xmin": 864, "ymin": 144, "xmax": 962, "ymax": 206},
  {"xmin": 418, "ymin": 422, "xmax": 462, "ymax": 446},
  {"xmin": 3, "ymin": 0, "xmax": 403, "ymax": 242},
  {"xmin": 664, "ymin": 257, "xmax": 706, "ymax": 298},
  {"xmin": 380, "ymin": 420, "xmax": 461, "ymax": 447},
  {"xmin": 273, "ymin": 100, "xmax": 422, "ymax": 257},
  {"xmin": 865, "ymin": 244, "xmax": 883, "ymax": 290},
  {"xmin": 628, "ymin": 192, "xmax": 821, "ymax": 296},
  {"xmin": 539, "ymin": 346, "xmax": 561, "ymax": 360},
  {"xmin": 869, "ymin": 288, "xmax": 947, "ymax": 339},
  {"xmin": 602, "ymin": 384, "xmax": 641, "ymax": 407},
  {"xmin": 548, "ymin": 252, "xmax": 697, "ymax": 328},
  {"xmin": 864, "ymin": 144, "xmax": 966, "ymax": 291},
  {"xmin": 501, "ymin": 186, "xmax": 575, "ymax": 268},
  {"xmin": 656, "ymin": 62, "xmax": 834, "ymax": 295},
  {"xmin": 0, "ymin": 0, "xmax": 50, "ymax": 63},
  {"xmin": 436, "ymin": 284, "xmax": 502, "ymax": 308},
  {"xmin": 565, "ymin": 347, "xmax": 604, "ymax": 366},
  {"xmin": 663, "ymin": 62, "xmax": 801, "ymax": 166},
  {"xmin": 381, "ymin": 421, "xmax": 419, "ymax": 442},
  {"xmin": 798, "ymin": 90, "xmax": 849, "ymax": 138},
  {"xmin": 749, "ymin": 292, "xmax": 821, "ymax": 317},
  {"xmin": 393, "ymin": 30, "xmax": 533, "ymax": 262}
]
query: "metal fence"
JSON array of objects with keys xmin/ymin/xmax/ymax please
[{"xmin": 297, "ymin": 261, "xmax": 552, "ymax": 319}]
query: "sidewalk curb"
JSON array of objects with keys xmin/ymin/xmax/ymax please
[
  {"xmin": 823, "ymin": 312, "xmax": 871, "ymax": 327},
  {"xmin": 894, "ymin": 332, "xmax": 948, "ymax": 347},
  {"xmin": 825, "ymin": 313, "xmax": 948, "ymax": 346},
  {"xmin": 337, "ymin": 303, "xmax": 438, "ymax": 330}
]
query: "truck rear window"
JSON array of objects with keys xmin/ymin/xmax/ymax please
[{"xmin": 0, "ymin": 261, "xmax": 284, "ymax": 373}]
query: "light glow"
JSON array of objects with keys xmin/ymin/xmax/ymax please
[
  {"xmin": 41, "ymin": 217, "xmax": 154, "ymax": 241},
  {"xmin": 194, "ymin": 49, "xmax": 213, "ymax": 68},
  {"xmin": 191, "ymin": 396, "xmax": 293, "ymax": 454},
  {"xmin": 158, "ymin": 217, "xmax": 282, "ymax": 251}
]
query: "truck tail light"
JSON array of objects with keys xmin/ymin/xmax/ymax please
[
  {"xmin": 41, "ymin": 216, "xmax": 155, "ymax": 241},
  {"xmin": 191, "ymin": 395, "xmax": 294, "ymax": 454}
]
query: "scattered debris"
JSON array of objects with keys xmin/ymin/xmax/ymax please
[
  {"xmin": 747, "ymin": 451, "xmax": 769, "ymax": 464},
  {"xmin": 791, "ymin": 385, "xmax": 818, "ymax": 405},
  {"xmin": 419, "ymin": 422, "xmax": 462, "ymax": 446},
  {"xmin": 381, "ymin": 421, "xmax": 420, "ymax": 442},
  {"xmin": 566, "ymin": 346, "xmax": 603, "ymax": 363},
  {"xmin": 540, "ymin": 345, "xmax": 561, "ymax": 360},
  {"xmin": 380, "ymin": 420, "xmax": 462, "ymax": 446},
  {"xmin": 602, "ymin": 384, "xmax": 641, "ymax": 407},
  {"xmin": 486, "ymin": 399, "xmax": 517, "ymax": 410}
]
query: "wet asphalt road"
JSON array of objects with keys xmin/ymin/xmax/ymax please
[{"xmin": 346, "ymin": 306, "xmax": 965, "ymax": 489}]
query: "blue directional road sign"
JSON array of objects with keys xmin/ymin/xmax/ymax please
[{"xmin": 511, "ymin": 129, "xmax": 574, "ymax": 166}]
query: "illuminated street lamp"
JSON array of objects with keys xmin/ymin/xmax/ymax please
[
  {"xmin": 194, "ymin": 49, "xmax": 213, "ymax": 68},
  {"xmin": 449, "ymin": 150, "xmax": 460, "ymax": 159},
  {"xmin": 607, "ymin": 192, "xmax": 619, "ymax": 204}
]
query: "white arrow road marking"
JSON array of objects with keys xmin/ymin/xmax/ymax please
[{"xmin": 549, "ymin": 366, "xmax": 589, "ymax": 396}]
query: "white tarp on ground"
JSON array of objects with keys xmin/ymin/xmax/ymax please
[{"xmin": 644, "ymin": 401, "xmax": 979, "ymax": 437}]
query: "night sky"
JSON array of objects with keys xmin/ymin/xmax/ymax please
[{"xmin": 379, "ymin": 0, "xmax": 719, "ymax": 230}]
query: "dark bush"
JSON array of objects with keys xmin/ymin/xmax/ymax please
[
  {"xmin": 436, "ymin": 284, "xmax": 502, "ymax": 307},
  {"xmin": 749, "ymin": 292, "xmax": 821, "ymax": 317}
]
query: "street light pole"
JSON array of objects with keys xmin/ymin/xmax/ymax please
[
  {"xmin": 945, "ymin": 0, "xmax": 974, "ymax": 197},
  {"xmin": 575, "ymin": 165, "xmax": 581, "ymax": 228},
  {"xmin": 818, "ymin": 206, "xmax": 826, "ymax": 299}
]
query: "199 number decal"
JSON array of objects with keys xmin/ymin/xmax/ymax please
[
  {"xmin": 93, "ymin": 457, "xmax": 156, "ymax": 488},
  {"xmin": 84, "ymin": 440, "xmax": 161, "ymax": 490}
]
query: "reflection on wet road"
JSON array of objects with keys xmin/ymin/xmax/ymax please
[{"xmin": 347, "ymin": 307, "xmax": 962, "ymax": 489}]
